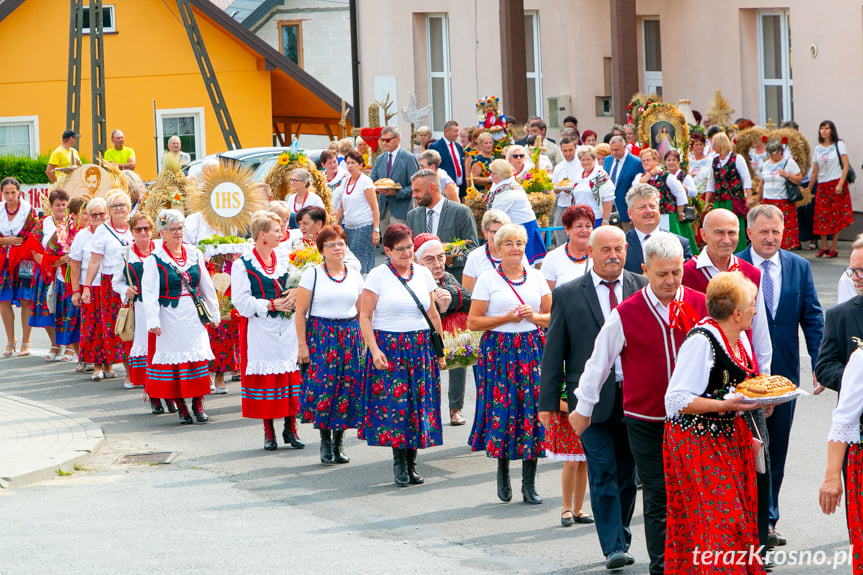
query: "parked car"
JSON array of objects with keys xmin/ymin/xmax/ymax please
[{"xmin": 183, "ymin": 147, "xmax": 325, "ymax": 182}]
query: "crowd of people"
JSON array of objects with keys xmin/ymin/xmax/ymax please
[{"xmin": 1, "ymin": 113, "xmax": 861, "ymax": 574}]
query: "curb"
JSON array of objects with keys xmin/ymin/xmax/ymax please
[{"xmin": 0, "ymin": 392, "xmax": 105, "ymax": 489}]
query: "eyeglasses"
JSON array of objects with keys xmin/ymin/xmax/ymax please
[
  {"xmin": 380, "ymin": 137, "xmax": 397, "ymax": 143},
  {"xmin": 89, "ymin": 212, "xmax": 106, "ymax": 217},
  {"xmin": 110, "ymin": 204, "xmax": 127, "ymax": 210},
  {"xmin": 511, "ymin": 154, "xmax": 525, "ymax": 159},
  {"xmin": 166, "ymin": 227, "xmax": 184, "ymax": 234},
  {"xmin": 390, "ymin": 246, "xmax": 413, "ymax": 253},
  {"xmin": 133, "ymin": 226, "xmax": 151, "ymax": 232},
  {"xmin": 289, "ymin": 179, "xmax": 305, "ymax": 183},
  {"xmin": 845, "ymin": 267, "xmax": 863, "ymax": 279},
  {"xmin": 323, "ymin": 241, "xmax": 346, "ymax": 250}
]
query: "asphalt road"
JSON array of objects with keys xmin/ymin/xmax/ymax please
[{"xmin": 0, "ymin": 247, "xmax": 856, "ymax": 574}]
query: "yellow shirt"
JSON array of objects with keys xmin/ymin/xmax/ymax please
[
  {"xmin": 104, "ymin": 146, "xmax": 135, "ymax": 165},
  {"xmin": 48, "ymin": 145, "xmax": 79, "ymax": 168}
]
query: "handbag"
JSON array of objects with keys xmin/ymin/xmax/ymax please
[
  {"xmin": 751, "ymin": 419, "xmax": 767, "ymax": 475},
  {"xmin": 46, "ymin": 280, "xmax": 56, "ymax": 314},
  {"xmin": 114, "ymin": 247, "xmax": 135, "ymax": 342},
  {"xmin": 782, "ymin": 159, "xmax": 803, "ymax": 203},
  {"xmin": 391, "ymin": 269, "xmax": 445, "ymax": 358},
  {"xmin": 680, "ymin": 205, "xmax": 697, "ymax": 223},
  {"xmin": 836, "ymin": 142, "xmax": 856, "ymax": 184},
  {"xmin": 165, "ymin": 257, "xmax": 213, "ymax": 326}
]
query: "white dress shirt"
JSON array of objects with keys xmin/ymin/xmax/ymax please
[
  {"xmin": 589, "ymin": 269, "xmax": 624, "ymax": 381},
  {"xmin": 838, "ymin": 273, "xmax": 856, "ymax": 305},
  {"xmin": 693, "ymin": 250, "xmax": 772, "ymax": 374},
  {"xmin": 576, "ymin": 285, "xmax": 681, "ymax": 420},
  {"xmin": 749, "ymin": 250, "xmax": 782, "ymax": 317},
  {"xmin": 443, "ymin": 137, "xmax": 463, "ymax": 185},
  {"xmin": 829, "ymin": 348, "xmax": 863, "ymax": 444},
  {"xmin": 425, "ymin": 197, "xmax": 445, "ymax": 236}
]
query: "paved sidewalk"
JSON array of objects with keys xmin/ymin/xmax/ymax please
[{"xmin": 0, "ymin": 391, "xmax": 104, "ymax": 488}]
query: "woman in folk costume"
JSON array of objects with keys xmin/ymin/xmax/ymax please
[
  {"xmin": 704, "ymin": 132, "xmax": 754, "ymax": 253},
  {"xmin": 0, "ymin": 177, "xmax": 38, "ymax": 357},
  {"xmin": 231, "ymin": 210, "xmax": 305, "ymax": 450},
  {"xmin": 111, "ymin": 212, "xmax": 171, "ymax": 413},
  {"xmin": 26, "ymin": 188, "xmax": 79, "ymax": 361},
  {"xmin": 142, "ymin": 209, "xmax": 219, "ymax": 425},
  {"xmin": 81, "ymin": 190, "xmax": 133, "ymax": 381}
]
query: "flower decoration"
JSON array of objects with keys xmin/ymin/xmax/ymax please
[
  {"xmin": 172, "ymin": 191, "xmax": 183, "ymax": 204},
  {"xmin": 442, "ymin": 330, "xmax": 483, "ymax": 370},
  {"xmin": 781, "ymin": 137, "xmax": 789, "ymax": 145},
  {"xmin": 761, "ymin": 135, "xmax": 769, "ymax": 143}
]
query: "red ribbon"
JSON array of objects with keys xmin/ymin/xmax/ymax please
[{"xmin": 669, "ymin": 300, "xmax": 700, "ymax": 333}]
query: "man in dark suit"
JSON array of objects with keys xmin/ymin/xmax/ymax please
[
  {"xmin": 623, "ymin": 183, "xmax": 692, "ymax": 273},
  {"xmin": 369, "ymin": 126, "xmax": 419, "ymax": 231},
  {"xmin": 406, "ymin": 169, "xmax": 478, "ymax": 281},
  {"xmin": 815, "ymin": 235, "xmax": 863, "ymax": 392},
  {"xmin": 603, "ymin": 136, "xmax": 642, "ymax": 228},
  {"xmin": 429, "ymin": 120, "xmax": 465, "ymax": 197},
  {"xmin": 739, "ymin": 204, "xmax": 824, "ymax": 549},
  {"xmin": 540, "ymin": 225, "xmax": 648, "ymax": 571}
]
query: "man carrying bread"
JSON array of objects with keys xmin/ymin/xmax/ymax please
[{"xmin": 369, "ymin": 126, "xmax": 419, "ymax": 233}]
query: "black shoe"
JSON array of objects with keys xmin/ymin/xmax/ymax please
[
  {"xmin": 191, "ymin": 396, "xmax": 208, "ymax": 423},
  {"xmin": 264, "ymin": 420, "xmax": 277, "ymax": 451},
  {"xmin": 405, "ymin": 449, "xmax": 423, "ymax": 484},
  {"xmin": 150, "ymin": 398, "xmax": 164, "ymax": 415},
  {"xmin": 605, "ymin": 551, "xmax": 635, "ymax": 570},
  {"xmin": 165, "ymin": 399, "xmax": 177, "ymax": 413},
  {"xmin": 392, "ymin": 448, "xmax": 409, "ymax": 486},
  {"xmin": 764, "ymin": 557, "xmax": 775, "ymax": 571},
  {"xmin": 521, "ymin": 459, "xmax": 542, "ymax": 504},
  {"xmin": 332, "ymin": 430, "xmax": 350, "ymax": 464},
  {"xmin": 560, "ymin": 510, "xmax": 575, "ymax": 527},
  {"xmin": 283, "ymin": 417, "xmax": 305, "ymax": 449},
  {"xmin": 176, "ymin": 398, "xmax": 193, "ymax": 425},
  {"xmin": 319, "ymin": 429, "xmax": 335, "ymax": 464},
  {"xmin": 497, "ymin": 458, "xmax": 512, "ymax": 502},
  {"xmin": 767, "ymin": 526, "xmax": 787, "ymax": 548}
]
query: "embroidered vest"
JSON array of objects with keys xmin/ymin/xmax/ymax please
[
  {"xmin": 156, "ymin": 256, "xmax": 201, "ymax": 308},
  {"xmin": 712, "ymin": 153, "xmax": 745, "ymax": 202},
  {"xmin": 650, "ymin": 172, "xmax": 676, "ymax": 214},
  {"xmin": 123, "ymin": 261, "xmax": 145, "ymax": 302},
  {"xmin": 242, "ymin": 257, "xmax": 291, "ymax": 318}
]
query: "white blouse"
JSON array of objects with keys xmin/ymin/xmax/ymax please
[
  {"xmin": 112, "ymin": 240, "xmax": 161, "ymax": 358},
  {"xmin": 68, "ymin": 227, "xmax": 102, "ymax": 287},
  {"xmin": 488, "ymin": 178, "xmax": 537, "ymax": 225},
  {"xmin": 298, "ymin": 263, "xmax": 364, "ymax": 319},
  {"xmin": 286, "ymin": 191, "xmax": 326, "ymax": 214},
  {"xmin": 0, "ymin": 200, "xmax": 32, "ymax": 238},
  {"xmin": 814, "ymin": 141, "xmax": 848, "ymax": 183},
  {"xmin": 472, "ymin": 267, "xmax": 550, "ymax": 333},
  {"xmin": 828, "ymin": 348, "xmax": 863, "ymax": 444},
  {"xmin": 364, "ymin": 263, "xmax": 436, "ymax": 332},
  {"xmin": 462, "ymin": 244, "xmax": 530, "ymax": 282},
  {"xmin": 90, "ymin": 222, "xmax": 133, "ymax": 276},
  {"xmin": 761, "ymin": 157, "xmax": 801, "ymax": 201},
  {"xmin": 573, "ymin": 165, "xmax": 615, "ymax": 220},
  {"xmin": 337, "ymin": 173, "xmax": 376, "ymax": 228},
  {"xmin": 540, "ymin": 244, "xmax": 590, "ymax": 287}
]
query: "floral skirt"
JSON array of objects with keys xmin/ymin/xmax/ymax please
[
  {"xmin": 54, "ymin": 281, "xmax": 80, "ymax": 346},
  {"xmin": 300, "ymin": 316, "xmax": 364, "ymax": 430},
  {"xmin": 207, "ymin": 317, "xmax": 239, "ymax": 374},
  {"xmin": 96, "ymin": 274, "xmax": 126, "ymax": 364},
  {"xmin": 664, "ymin": 418, "xmax": 763, "ymax": 574},
  {"xmin": 814, "ymin": 179, "xmax": 854, "ymax": 235},
  {"xmin": 0, "ymin": 261, "xmax": 34, "ymax": 303},
  {"xmin": 763, "ymin": 198, "xmax": 801, "ymax": 249},
  {"xmin": 28, "ymin": 268, "xmax": 54, "ymax": 328},
  {"xmin": 359, "ymin": 329, "xmax": 442, "ymax": 449},
  {"xmin": 79, "ymin": 287, "xmax": 107, "ymax": 364},
  {"xmin": 544, "ymin": 411, "xmax": 585, "ymax": 462},
  {"xmin": 146, "ymin": 331, "xmax": 210, "ymax": 399},
  {"xmin": 242, "ymin": 370, "xmax": 299, "ymax": 419},
  {"xmin": 846, "ymin": 444, "xmax": 863, "ymax": 575},
  {"xmin": 469, "ymin": 330, "xmax": 546, "ymax": 460}
]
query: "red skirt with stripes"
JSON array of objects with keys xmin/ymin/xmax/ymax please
[{"xmin": 145, "ymin": 332, "xmax": 210, "ymax": 399}]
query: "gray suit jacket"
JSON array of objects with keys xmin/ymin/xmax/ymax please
[
  {"xmin": 406, "ymin": 199, "xmax": 479, "ymax": 276},
  {"xmin": 539, "ymin": 270, "xmax": 648, "ymax": 423},
  {"xmin": 369, "ymin": 148, "xmax": 419, "ymax": 220}
]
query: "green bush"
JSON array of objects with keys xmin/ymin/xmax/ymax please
[{"xmin": 0, "ymin": 154, "xmax": 91, "ymax": 184}]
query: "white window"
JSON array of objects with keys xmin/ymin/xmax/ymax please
[
  {"xmin": 426, "ymin": 14, "xmax": 451, "ymax": 135},
  {"xmin": 83, "ymin": 4, "xmax": 116, "ymax": 34},
  {"xmin": 0, "ymin": 116, "xmax": 39, "ymax": 158},
  {"xmin": 524, "ymin": 12, "xmax": 543, "ymax": 118},
  {"xmin": 643, "ymin": 19, "xmax": 662, "ymax": 97},
  {"xmin": 155, "ymin": 108, "xmax": 205, "ymax": 170},
  {"xmin": 758, "ymin": 11, "xmax": 793, "ymax": 124}
]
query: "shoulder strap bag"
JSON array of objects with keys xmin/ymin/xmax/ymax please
[
  {"xmin": 782, "ymin": 159, "xmax": 803, "ymax": 203},
  {"xmin": 836, "ymin": 141, "xmax": 856, "ymax": 184},
  {"xmin": 164, "ymin": 253, "xmax": 213, "ymax": 326},
  {"xmin": 114, "ymin": 246, "xmax": 136, "ymax": 341},
  {"xmin": 390, "ymin": 268, "xmax": 445, "ymax": 358}
]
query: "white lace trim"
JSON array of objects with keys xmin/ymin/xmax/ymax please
[
  {"xmin": 129, "ymin": 345, "xmax": 148, "ymax": 357},
  {"xmin": 245, "ymin": 359, "xmax": 298, "ymax": 375},
  {"xmin": 665, "ymin": 393, "xmax": 698, "ymax": 417},
  {"xmin": 828, "ymin": 423, "xmax": 861, "ymax": 445},
  {"xmin": 151, "ymin": 349, "xmax": 214, "ymax": 364},
  {"xmin": 546, "ymin": 452, "xmax": 586, "ymax": 462}
]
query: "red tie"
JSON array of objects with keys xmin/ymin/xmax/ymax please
[
  {"xmin": 601, "ymin": 280, "xmax": 619, "ymax": 310},
  {"xmin": 450, "ymin": 141, "xmax": 462, "ymax": 179}
]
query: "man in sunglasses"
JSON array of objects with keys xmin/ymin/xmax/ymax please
[{"xmin": 369, "ymin": 126, "xmax": 419, "ymax": 235}]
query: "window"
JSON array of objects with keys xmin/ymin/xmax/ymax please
[
  {"xmin": 0, "ymin": 116, "xmax": 39, "ymax": 158},
  {"xmin": 758, "ymin": 11, "xmax": 793, "ymax": 124},
  {"xmin": 426, "ymin": 14, "xmax": 451, "ymax": 135},
  {"xmin": 83, "ymin": 4, "xmax": 116, "ymax": 34},
  {"xmin": 278, "ymin": 21, "xmax": 303, "ymax": 67},
  {"xmin": 643, "ymin": 19, "xmax": 662, "ymax": 97},
  {"xmin": 524, "ymin": 13, "xmax": 542, "ymax": 118},
  {"xmin": 155, "ymin": 108, "xmax": 205, "ymax": 170}
]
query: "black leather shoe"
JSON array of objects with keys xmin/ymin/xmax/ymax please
[
  {"xmin": 165, "ymin": 399, "xmax": 177, "ymax": 413},
  {"xmin": 176, "ymin": 399, "xmax": 193, "ymax": 425},
  {"xmin": 767, "ymin": 526, "xmax": 786, "ymax": 548},
  {"xmin": 283, "ymin": 418, "xmax": 305, "ymax": 449},
  {"xmin": 406, "ymin": 449, "xmax": 424, "ymax": 484},
  {"xmin": 332, "ymin": 430, "xmax": 349, "ymax": 464},
  {"xmin": 191, "ymin": 397, "xmax": 209, "ymax": 422},
  {"xmin": 319, "ymin": 429, "xmax": 335, "ymax": 464},
  {"xmin": 497, "ymin": 458, "xmax": 512, "ymax": 502},
  {"xmin": 150, "ymin": 398, "xmax": 164, "ymax": 415},
  {"xmin": 560, "ymin": 510, "xmax": 575, "ymax": 527},
  {"xmin": 392, "ymin": 448, "xmax": 409, "ymax": 486},
  {"xmin": 521, "ymin": 459, "xmax": 542, "ymax": 504},
  {"xmin": 605, "ymin": 551, "xmax": 635, "ymax": 570},
  {"xmin": 264, "ymin": 420, "xmax": 277, "ymax": 451},
  {"xmin": 264, "ymin": 439, "xmax": 278, "ymax": 450}
]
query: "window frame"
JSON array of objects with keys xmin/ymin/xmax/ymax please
[
  {"xmin": 277, "ymin": 20, "xmax": 304, "ymax": 68},
  {"xmin": 82, "ymin": 4, "xmax": 116, "ymax": 34},
  {"xmin": 0, "ymin": 116, "xmax": 39, "ymax": 159},
  {"xmin": 426, "ymin": 13, "xmax": 452, "ymax": 137},
  {"xmin": 757, "ymin": 10, "xmax": 794, "ymax": 124},
  {"xmin": 524, "ymin": 11, "xmax": 543, "ymax": 119},
  {"xmin": 154, "ymin": 107, "xmax": 206, "ymax": 171},
  {"xmin": 642, "ymin": 18, "xmax": 663, "ymax": 97}
]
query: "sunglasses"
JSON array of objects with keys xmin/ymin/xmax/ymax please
[
  {"xmin": 133, "ymin": 226, "xmax": 151, "ymax": 232},
  {"xmin": 380, "ymin": 137, "xmax": 397, "ymax": 143},
  {"xmin": 511, "ymin": 154, "xmax": 525, "ymax": 159}
]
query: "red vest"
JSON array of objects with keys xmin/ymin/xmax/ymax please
[
  {"xmin": 617, "ymin": 286, "xmax": 708, "ymax": 421},
  {"xmin": 682, "ymin": 254, "xmax": 761, "ymax": 294}
]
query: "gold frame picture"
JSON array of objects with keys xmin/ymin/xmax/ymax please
[{"xmin": 637, "ymin": 103, "xmax": 690, "ymax": 166}]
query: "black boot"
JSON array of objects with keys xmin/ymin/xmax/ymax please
[
  {"xmin": 165, "ymin": 399, "xmax": 177, "ymax": 413},
  {"xmin": 497, "ymin": 457, "xmax": 512, "ymax": 502},
  {"xmin": 332, "ymin": 430, "xmax": 350, "ymax": 464},
  {"xmin": 263, "ymin": 419, "xmax": 277, "ymax": 451},
  {"xmin": 319, "ymin": 429, "xmax": 334, "ymax": 464},
  {"xmin": 176, "ymin": 398, "xmax": 193, "ymax": 425},
  {"xmin": 392, "ymin": 448, "xmax": 409, "ymax": 486},
  {"xmin": 191, "ymin": 396, "xmax": 209, "ymax": 422},
  {"xmin": 150, "ymin": 398, "xmax": 164, "ymax": 415},
  {"xmin": 521, "ymin": 458, "xmax": 542, "ymax": 504},
  {"xmin": 282, "ymin": 417, "xmax": 305, "ymax": 449},
  {"xmin": 405, "ymin": 448, "xmax": 424, "ymax": 484}
]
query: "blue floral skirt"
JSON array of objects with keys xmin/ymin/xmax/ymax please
[
  {"xmin": 359, "ymin": 329, "xmax": 442, "ymax": 449},
  {"xmin": 300, "ymin": 316, "xmax": 365, "ymax": 430},
  {"xmin": 0, "ymin": 260, "xmax": 34, "ymax": 303},
  {"xmin": 54, "ymin": 280, "xmax": 80, "ymax": 346},
  {"xmin": 469, "ymin": 330, "xmax": 546, "ymax": 460},
  {"xmin": 28, "ymin": 268, "xmax": 55, "ymax": 328}
]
